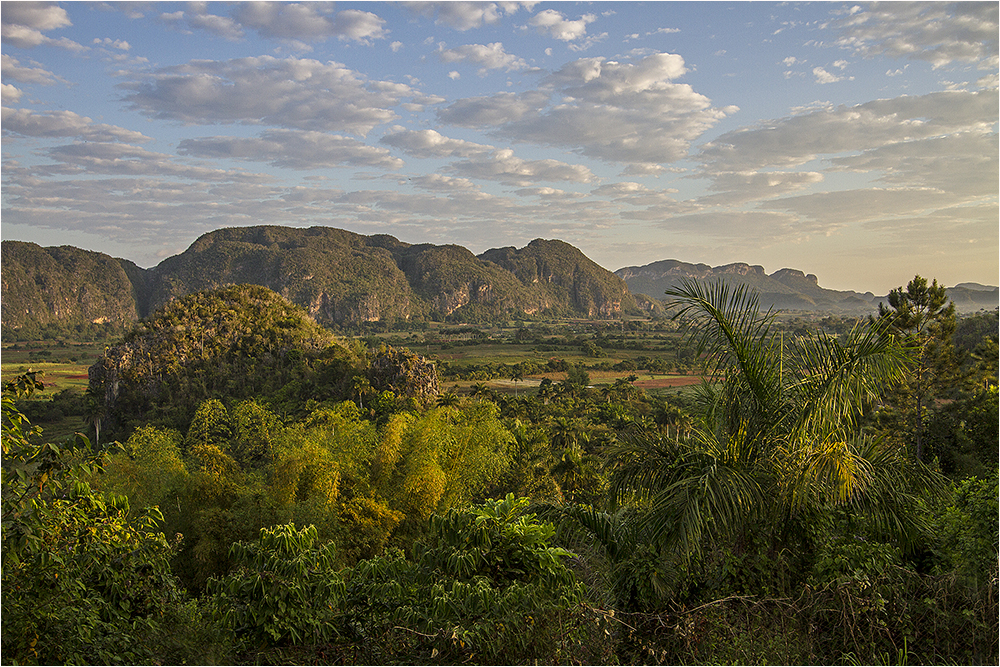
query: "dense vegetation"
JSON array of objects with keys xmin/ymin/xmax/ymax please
[
  {"xmin": 0, "ymin": 241, "xmax": 142, "ymax": 336},
  {"xmin": 2, "ymin": 277, "xmax": 996, "ymax": 665}
]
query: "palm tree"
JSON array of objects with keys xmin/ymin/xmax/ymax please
[
  {"xmin": 469, "ymin": 382, "xmax": 493, "ymax": 400},
  {"xmin": 509, "ymin": 364, "xmax": 524, "ymax": 396},
  {"xmin": 608, "ymin": 279, "xmax": 944, "ymax": 562},
  {"xmin": 351, "ymin": 375, "xmax": 371, "ymax": 410},
  {"xmin": 83, "ymin": 387, "xmax": 106, "ymax": 447},
  {"xmin": 537, "ymin": 378, "xmax": 555, "ymax": 405},
  {"xmin": 436, "ymin": 391, "xmax": 460, "ymax": 407}
]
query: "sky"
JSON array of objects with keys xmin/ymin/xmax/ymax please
[{"xmin": 1, "ymin": 1, "xmax": 997, "ymax": 294}]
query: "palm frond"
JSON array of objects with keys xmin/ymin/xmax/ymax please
[
  {"xmin": 789, "ymin": 318, "xmax": 911, "ymax": 439},
  {"xmin": 666, "ymin": 279, "xmax": 786, "ymax": 443},
  {"xmin": 608, "ymin": 430, "xmax": 767, "ymax": 561}
]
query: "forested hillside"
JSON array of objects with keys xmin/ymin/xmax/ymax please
[
  {"xmin": 3, "ymin": 276, "xmax": 996, "ymax": 665},
  {"xmin": 0, "ymin": 241, "xmax": 144, "ymax": 334},
  {"xmin": 3, "ymin": 227, "xmax": 996, "ymax": 340},
  {"xmin": 1, "ymin": 226, "xmax": 641, "ymax": 336}
]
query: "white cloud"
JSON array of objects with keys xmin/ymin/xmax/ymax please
[
  {"xmin": 438, "ymin": 90, "xmax": 550, "ymax": 126},
  {"xmin": 828, "ymin": 2, "xmax": 999, "ymax": 71},
  {"xmin": 2, "ymin": 2, "xmax": 72, "ymax": 31},
  {"xmin": 177, "ymin": 130, "xmax": 404, "ymax": 170},
  {"xmin": 439, "ymin": 52, "xmax": 732, "ymax": 165},
  {"xmin": 390, "ymin": 41, "xmax": 403, "ymax": 52},
  {"xmin": 231, "ymin": 3, "xmax": 387, "ymax": 43},
  {"xmin": 1, "ymin": 54, "xmax": 61, "ymax": 85},
  {"xmin": 1, "ymin": 107, "xmax": 152, "ymax": 143},
  {"xmin": 380, "ymin": 129, "xmax": 492, "ymax": 158},
  {"xmin": 406, "ymin": 173, "xmax": 480, "ymax": 192},
  {"xmin": 439, "ymin": 42, "xmax": 529, "ymax": 73},
  {"xmin": 812, "ymin": 66, "xmax": 843, "ymax": 84},
  {"xmin": 93, "ymin": 37, "xmax": 130, "ymax": 50},
  {"xmin": 448, "ymin": 70, "xmax": 461, "ymax": 80},
  {"xmin": 447, "ymin": 148, "xmax": 596, "ymax": 186},
  {"xmin": 1, "ymin": 2, "xmax": 83, "ymax": 51},
  {"xmin": 158, "ymin": 3, "xmax": 243, "ymax": 40},
  {"xmin": 697, "ymin": 170, "xmax": 825, "ymax": 207},
  {"xmin": 404, "ymin": 1, "xmax": 537, "ymax": 31},
  {"xmin": 120, "ymin": 56, "xmax": 421, "ymax": 136},
  {"xmin": 827, "ymin": 131, "xmax": 998, "ymax": 197},
  {"xmin": 529, "ymin": 9, "xmax": 596, "ymax": 42},
  {"xmin": 698, "ymin": 89, "xmax": 998, "ymax": 173},
  {"xmin": 2, "ymin": 84, "xmax": 23, "ymax": 103}
]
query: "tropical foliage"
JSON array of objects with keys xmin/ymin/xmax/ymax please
[{"xmin": 2, "ymin": 275, "xmax": 995, "ymax": 665}]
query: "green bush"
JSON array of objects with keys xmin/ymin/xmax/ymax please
[
  {"xmin": 1, "ymin": 372, "xmax": 199, "ymax": 665},
  {"xmin": 206, "ymin": 523, "xmax": 345, "ymax": 650}
]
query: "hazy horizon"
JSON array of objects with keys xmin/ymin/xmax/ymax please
[{"xmin": 2, "ymin": 2, "xmax": 997, "ymax": 294}]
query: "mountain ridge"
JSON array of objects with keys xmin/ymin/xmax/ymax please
[{"xmin": 2, "ymin": 227, "xmax": 996, "ymax": 335}]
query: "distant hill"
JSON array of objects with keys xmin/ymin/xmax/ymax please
[
  {"xmin": 2, "ymin": 228, "xmax": 996, "ymax": 337},
  {"xmin": 2, "ymin": 226, "xmax": 637, "ymax": 334},
  {"xmin": 615, "ymin": 259, "xmax": 998, "ymax": 314},
  {"xmin": 0, "ymin": 241, "xmax": 144, "ymax": 332},
  {"xmin": 479, "ymin": 238, "xmax": 636, "ymax": 317}
]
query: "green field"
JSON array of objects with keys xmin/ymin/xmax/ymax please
[{"xmin": 1, "ymin": 341, "xmax": 108, "ymax": 442}]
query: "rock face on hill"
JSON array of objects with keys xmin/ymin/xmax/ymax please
[{"xmin": 479, "ymin": 239, "xmax": 636, "ymax": 317}]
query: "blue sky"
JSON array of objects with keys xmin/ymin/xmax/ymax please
[{"xmin": 2, "ymin": 1, "xmax": 997, "ymax": 293}]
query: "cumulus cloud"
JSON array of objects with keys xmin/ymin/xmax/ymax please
[
  {"xmin": 405, "ymin": 173, "xmax": 480, "ymax": 192},
  {"xmin": 438, "ymin": 90, "xmax": 550, "ymax": 126},
  {"xmin": 1, "ymin": 54, "xmax": 61, "ymax": 85},
  {"xmin": 2, "ymin": 84, "xmax": 23, "ymax": 103},
  {"xmin": 93, "ymin": 37, "xmax": 130, "ymax": 50},
  {"xmin": 697, "ymin": 170, "xmax": 825, "ymax": 207},
  {"xmin": 233, "ymin": 3, "xmax": 387, "ymax": 43},
  {"xmin": 698, "ymin": 89, "xmax": 998, "ymax": 172},
  {"xmin": 2, "ymin": 2, "xmax": 72, "ymax": 31},
  {"xmin": 812, "ymin": 66, "xmax": 844, "ymax": 83},
  {"xmin": 438, "ymin": 42, "xmax": 529, "ymax": 74},
  {"xmin": 590, "ymin": 181, "xmax": 684, "ymax": 210},
  {"xmin": 36, "ymin": 142, "xmax": 265, "ymax": 181},
  {"xmin": 447, "ymin": 148, "xmax": 595, "ymax": 186},
  {"xmin": 120, "ymin": 56, "xmax": 420, "ymax": 135},
  {"xmin": 1, "ymin": 1, "xmax": 83, "ymax": 50},
  {"xmin": 514, "ymin": 186, "xmax": 585, "ymax": 200},
  {"xmin": 380, "ymin": 128, "xmax": 492, "ymax": 158},
  {"xmin": 439, "ymin": 52, "xmax": 734, "ymax": 166},
  {"xmin": 158, "ymin": 5, "xmax": 243, "ymax": 41},
  {"xmin": 691, "ymin": 89, "xmax": 997, "ymax": 224},
  {"xmin": 178, "ymin": 130, "xmax": 404, "ymax": 170},
  {"xmin": 529, "ymin": 9, "xmax": 596, "ymax": 42},
  {"xmin": 828, "ymin": 2, "xmax": 999, "ymax": 71},
  {"xmin": 403, "ymin": 2, "xmax": 537, "ymax": 31},
  {"xmin": 1, "ymin": 107, "xmax": 152, "ymax": 143}
]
